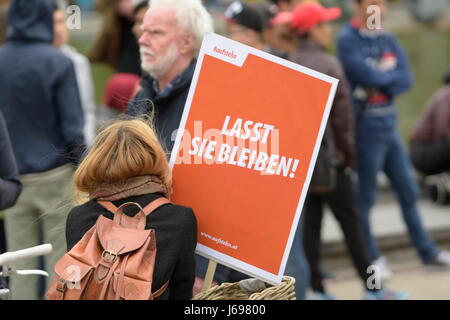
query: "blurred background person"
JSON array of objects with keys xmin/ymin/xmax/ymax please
[
  {"xmin": 337, "ymin": 0, "xmax": 450, "ymax": 280},
  {"xmin": 250, "ymin": 0, "xmax": 288, "ymax": 56},
  {"xmin": 224, "ymin": 0, "xmax": 293, "ymax": 59},
  {"xmin": 268, "ymin": 0, "xmax": 305, "ymax": 12},
  {"xmin": 97, "ymin": 72, "xmax": 140, "ymax": 128},
  {"xmin": 224, "ymin": 1, "xmax": 265, "ymax": 50},
  {"xmin": 288, "ymin": 1, "xmax": 406, "ymax": 300},
  {"xmin": 0, "ymin": 0, "xmax": 85, "ymax": 299},
  {"xmin": 0, "ymin": 0, "xmax": 9, "ymax": 45},
  {"xmin": 410, "ymin": 67, "xmax": 450, "ymax": 206},
  {"xmin": 264, "ymin": 10, "xmax": 299, "ymax": 58},
  {"xmin": 252, "ymin": 0, "xmax": 278, "ymax": 27},
  {"xmin": 132, "ymin": 0, "xmax": 148, "ymax": 40},
  {"xmin": 410, "ymin": 68, "xmax": 450, "ymax": 177},
  {"xmin": 89, "ymin": 0, "xmax": 142, "ymax": 75},
  {"xmin": 54, "ymin": 4, "xmax": 97, "ymax": 146},
  {"xmin": 92, "ymin": 0, "xmax": 147, "ymax": 132},
  {"xmin": 404, "ymin": 0, "xmax": 450, "ymax": 24}
]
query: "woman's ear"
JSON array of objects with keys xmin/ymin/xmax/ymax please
[{"xmin": 179, "ymin": 34, "xmax": 195, "ymax": 55}]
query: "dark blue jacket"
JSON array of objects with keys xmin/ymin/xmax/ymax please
[
  {"xmin": 337, "ymin": 22, "xmax": 413, "ymax": 135},
  {"xmin": 126, "ymin": 60, "xmax": 196, "ymax": 153},
  {"xmin": 0, "ymin": 0, "xmax": 85, "ymax": 175},
  {"xmin": 0, "ymin": 111, "xmax": 21, "ymax": 210}
]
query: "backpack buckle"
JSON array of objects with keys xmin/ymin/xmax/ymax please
[
  {"xmin": 101, "ymin": 250, "xmax": 118, "ymax": 263},
  {"xmin": 56, "ymin": 278, "xmax": 67, "ymax": 293}
]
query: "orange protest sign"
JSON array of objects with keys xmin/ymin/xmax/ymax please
[{"xmin": 169, "ymin": 33, "xmax": 338, "ymax": 284}]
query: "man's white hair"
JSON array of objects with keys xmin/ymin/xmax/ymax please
[{"xmin": 149, "ymin": 0, "xmax": 214, "ymax": 56}]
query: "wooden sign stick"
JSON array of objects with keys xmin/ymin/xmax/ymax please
[{"xmin": 201, "ymin": 260, "xmax": 218, "ymax": 292}]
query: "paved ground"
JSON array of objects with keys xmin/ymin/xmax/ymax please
[
  {"xmin": 323, "ymin": 246, "xmax": 450, "ymax": 300},
  {"xmin": 320, "ymin": 180, "xmax": 450, "ymax": 300}
]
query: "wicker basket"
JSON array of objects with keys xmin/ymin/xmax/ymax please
[{"xmin": 193, "ymin": 276, "xmax": 296, "ymax": 300}]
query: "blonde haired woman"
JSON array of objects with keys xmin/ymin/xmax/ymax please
[{"xmin": 65, "ymin": 118, "xmax": 197, "ymax": 300}]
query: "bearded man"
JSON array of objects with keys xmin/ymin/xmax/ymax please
[{"xmin": 126, "ymin": 0, "xmax": 213, "ymax": 153}]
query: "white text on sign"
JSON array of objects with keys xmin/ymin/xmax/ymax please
[{"xmin": 181, "ymin": 116, "xmax": 300, "ymax": 179}]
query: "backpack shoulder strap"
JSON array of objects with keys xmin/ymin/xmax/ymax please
[
  {"xmin": 97, "ymin": 201, "xmax": 118, "ymax": 214},
  {"xmin": 152, "ymin": 281, "xmax": 170, "ymax": 299},
  {"xmin": 142, "ymin": 197, "xmax": 171, "ymax": 216},
  {"xmin": 97, "ymin": 198, "xmax": 171, "ymax": 216}
]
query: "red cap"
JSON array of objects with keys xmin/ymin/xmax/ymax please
[
  {"xmin": 269, "ymin": 11, "xmax": 293, "ymax": 26},
  {"xmin": 104, "ymin": 73, "xmax": 141, "ymax": 113},
  {"xmin": 291, "ymin": 2, "xmax": 341, "ymax": 34}
]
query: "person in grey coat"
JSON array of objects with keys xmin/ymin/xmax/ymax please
[{"xmin": 0, "ymin": 0, "xmax": 85, "ymax": 299}]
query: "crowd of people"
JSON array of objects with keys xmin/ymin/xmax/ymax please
[{"xmin": 0, "ymin": 0, "xmax": 449, "ymax": 300}]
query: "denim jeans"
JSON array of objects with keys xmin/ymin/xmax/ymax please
[
  {"xmin": 284, "ymin": 215, "xmax": 310, "ymax": 300},
  {"xmin": 356, "ymin": 130, "xmax": 439, "ymax": 263}
]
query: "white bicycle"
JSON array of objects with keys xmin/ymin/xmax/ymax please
[{"xmin": 0, "ymin": 244, "xmax": 53, "ymax": 300}]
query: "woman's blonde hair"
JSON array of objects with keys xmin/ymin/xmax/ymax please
[{"xmin": 73, "ymin": 118, "xmax": 171, "ymax": 203}]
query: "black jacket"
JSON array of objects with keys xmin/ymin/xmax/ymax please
[
  {"xmin": 289, "ymin": 40, "xmax": 355, "ymax": 168},
  {"xmin": 0, "ymin": 111, "xmax": 21, "ymax": 210},
  {"xmin": 126, "ymin": 60, "xmax": 196, "ymax": 153},
  {"xmin": 117, "ymin": 17, "xmax": 141, "ymax": 76},
  {"xmin": 65, "ymin": 193, "xmax": 197, "ymax": 300},
  {"xmin": 0, "ymin": 0, "xmax": 85, "ymax": 174}
]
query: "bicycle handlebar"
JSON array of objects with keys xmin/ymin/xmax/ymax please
[{"xmin": 0, "ymin": 244, "xmax": 53, "ymax": 266}]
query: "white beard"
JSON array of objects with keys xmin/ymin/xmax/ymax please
[{"xmin": 140, "ymin": 42, "xmax": 180, "ymax": 79}]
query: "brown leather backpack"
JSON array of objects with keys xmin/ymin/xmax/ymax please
[{"xmin": 46, "ymin": 198, "xmax": 171, "ymax": 300}]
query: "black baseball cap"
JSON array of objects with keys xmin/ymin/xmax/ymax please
[
  {"xmin": 225, "ymin": 1, "xmax": 264, "ymax": 33},
  {"xmin": 252, "ymin": 1, "xmax": 279, "ymax": 29}
]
